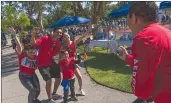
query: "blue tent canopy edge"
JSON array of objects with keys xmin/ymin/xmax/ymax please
[{"xmin": 51, "ymin": 15, "xmax": 91, "ymax": 28}]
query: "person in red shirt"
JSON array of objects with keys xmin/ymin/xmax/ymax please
[
  {"xmin": 31, "ymin": 27, "xmax": 70, "ymax": 103},
  {"xmin": 118, "ymin": 2, "xmax": 171, "ymax": 103},
  {"xmin": 59, "ymin": 27, "xmax": 92, "ymax": 96},
  {"xmin": 8, "ymin": 27, "xmax": 41, "ymax": 103},
  {"xmin": 58, "ymin": 50, "xmax": 81, "ymax": 103}
]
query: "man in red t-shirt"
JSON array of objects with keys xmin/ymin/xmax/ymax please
[
  {"xmin": 118, "ymin": 2, "xmax": 171, "ymax": 103},
  {"xmin": 31, "ymin": 28, "xmax": 69, "ymax": 103}
]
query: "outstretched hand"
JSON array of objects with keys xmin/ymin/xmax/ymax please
[
  {"xmin": 31, "ymin": 28, "xmax": 37, "ymax": 37},
  {"xmin": 61, "ymin": 34, "xmax": 70, "ymax": 47},
  {"xmin": 117, "ymin": 46, "xmax": 128, "ymax": 61},
  {"xmin": 8, "ymin": 27, "xmax": 16, "ymax": 34}
]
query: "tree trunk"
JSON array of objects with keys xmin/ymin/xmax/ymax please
[
  {"xmin": 77, "ymin": 2, "xmax": 87, "ymax": 16},
  {"xmin": 38, "ymin": 2, "xmax": 44, "ymax": 31},
  {"xmin": 72, "ymin": 2, "xmax": 76, "ymax": 16},
  {"xmin": 98, "ymin": 2, "xmax": 103, "ymax": 20},
  {"xmin": 92, "ymin": 1, "xmax": 98, "ymax": 24}
]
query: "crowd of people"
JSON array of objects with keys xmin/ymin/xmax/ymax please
[
  {"xmin": 111, "ymin": 19, "xmax": 128, "ymax": 30},
  {"xmin": 94, "ymin": 27, "xmax": 134, "ymax": 41},
  {"xmin": 158, "ymin": 9, "xmax": 171, "ymax": 25},
  {"xmin": 7, "ymin": 25, "xmax": 91, "ymax": 103},
  {"xmin": 102, "ymin": 19, "xmax": 128, "ymax": 31},
  {"xmin": 63, "ymin": 24, "xmax": 89, "ymax": 41}
]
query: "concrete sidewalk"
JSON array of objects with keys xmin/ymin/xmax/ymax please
[
  {"xmin": 2, "ymin": 69, "xmax": 137, "ymax": 103},
  {"xmin": 2, "ymin": 47, "xmax": 138, "ymax": 103}
]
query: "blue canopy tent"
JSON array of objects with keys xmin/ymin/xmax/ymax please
[
  {"xmin": 160, "ymin": 1, "xmax": 171, "ymax": 9},
  {"xmin": 108, "ymin": 2, "xmax": 132, "ymax": 18},
  {"xmin": 51, "ymin": 15, "xmax": 91, "ymax": 28}
]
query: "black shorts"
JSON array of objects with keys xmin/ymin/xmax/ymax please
[{"xmin": 39, "ymin": 60, "xmax": 61, "ymax": 81}]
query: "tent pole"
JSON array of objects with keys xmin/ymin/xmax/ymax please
[
  {"xmin": 124, "ymin": 23, "xmax": 125, "ymax": 34},
  {"xmin": 107, "ymin": 24, "xmax": 109, "ymax": 54}
]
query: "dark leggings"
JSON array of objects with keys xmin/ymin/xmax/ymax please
[
  {"xmin": 19, "ymin": 72, "xmax": 40, "ymax": 103},
  {"xmin": 62, "ymin": 78, "xmax": 76, "ymax": 102}
]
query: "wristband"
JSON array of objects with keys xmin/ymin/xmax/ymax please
[{"xmin": 77, "ymin": 53, "xmax": 81, "ymax": 60}]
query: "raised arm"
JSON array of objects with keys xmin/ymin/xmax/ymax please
[
  {"xmin": 74, "ymin": 25, "xmax": 92, "ymax": 45},
  {"xmin": 15, "ymin": 36, "xmax": 23, "ymax": 55},
  {"xmin": 31, "ymin": 27, "xmax": 44, "ymax": 47},
  {"xmin": 31, "ymin": 28, "xmax": 38, "ymax": 45},
  {"xmin": 8, "ymin": 27, "xmax": 23, "ymax": 55}
]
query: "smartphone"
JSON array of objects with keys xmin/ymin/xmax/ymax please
[{"xmin": 116, "ymin": 48, "xmax": 121, "ymax": 54}]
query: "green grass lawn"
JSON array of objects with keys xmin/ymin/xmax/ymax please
[{"xmin": 77, "ymin": 46, "xmax": 133, "ymax": 93}]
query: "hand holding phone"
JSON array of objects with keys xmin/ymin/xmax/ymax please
[{"xmin": 117, "ymin": 46, "xmax": 128, "ymax": 61}]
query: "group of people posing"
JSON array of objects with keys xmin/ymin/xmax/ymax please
[
  {"xmin": 8, "ymin": 26, "xmax": 91, "ymax": 103},
  {"xmin": 6, "ymin": 2, "xmax": 171, "ymax": 103}
]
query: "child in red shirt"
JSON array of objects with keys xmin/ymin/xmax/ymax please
[
  {"xmin": 8, "ymin": 27, "xmax": 41, "ymax": 103},
  {"xmin": 58, "ymin": 50, "xmax": 80, "ymax": 103}
]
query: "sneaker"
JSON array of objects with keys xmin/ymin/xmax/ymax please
[
  {"xmin": 132, "ymin": 98, "xmax": 148, "ymax": 103},
  {"xmin": 78, "ymin": 89, "xmax": 85, "ymax": 96},
  {"xmin": 70, "ymin": 96, "xmax": 78, "ymax": 101},
  {"xmin": 63, "ymin": 100, "xmax": 68, "ymax": 103},
  {"xmin": 52, "ymin": 93, "xmax": 63, "ymax": 100},
  {"xmin": 33, "ymin": 99, "xmax": 41, "ymax": 103},
  {"xmin": 48, "ymin": 99, "xmax": 55, "ymax": 103},
  {"xmin": 147, "ymin": 97, "xmax": 153, "ymax": 103}
]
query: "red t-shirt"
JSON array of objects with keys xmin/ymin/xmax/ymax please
[
  {"xmin": 68, "ymin": 41, "xmax": 77, "ymax": 57},
  {"xmin": 18, "ymin": 52, "xmax": 37, "ymax": 74},
  {"xmin": 126, "ymin": 23, "xmax": 171, "ymax": 103},
  {"xmin": 36, "ymin": 35, "xmax": 61, "ymax": 67},
  {"xmin": 58, "ymin": 58, "xmax": 78, "ymax": 80}
]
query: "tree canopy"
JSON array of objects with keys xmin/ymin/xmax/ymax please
[{"xmin": 1, "ymin": 1, "xmax": 126, "ymax": 31}]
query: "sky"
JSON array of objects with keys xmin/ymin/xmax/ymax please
[{"xmin": 109, "ymin": 1, "xmax": 161, "ymax": 7}]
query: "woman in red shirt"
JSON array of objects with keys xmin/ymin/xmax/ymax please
[{"xmin": 8, "ymin": 27, "xmax": 41, "ymax": 103}]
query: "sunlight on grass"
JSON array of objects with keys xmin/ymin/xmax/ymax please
[{"xmin": 77, "ymin": 46, "xmax": 133, "ymax": 93}]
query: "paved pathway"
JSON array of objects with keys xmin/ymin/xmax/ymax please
[{"xmin": 2, "ymin": 47, "xmax": 140, "ymax": 103}]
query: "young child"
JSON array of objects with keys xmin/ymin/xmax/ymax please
[
  {"xmin": 58, "ymin": 50, "xmax": 81, "ymax": 103},
  {"xmin": 59, "ymin": 33, "xmax": 86, "ymax": 96}
]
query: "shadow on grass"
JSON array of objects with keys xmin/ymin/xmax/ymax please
[
  {"xmin": 83, "ymin": 47, "xmax": 133, "ymax": 93},
  {"xmin": 85, "ymin": 51, "xmax": 132, "ymax": 75}
]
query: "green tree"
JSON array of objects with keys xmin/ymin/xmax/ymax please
[
  {"xmin": 19, "ymin": 1, "xmax": 47, "ymax": 30},
  {"xmin": 44, "ymin": 2, "xmax": 73, "ymax": 27},
  {"xmin": 1, "ymin": 4, "xmax": 30, "ymax": 31},
  {"xmin": 17, "ymin": 12, "xmax": 30, "ymax": 29}
]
